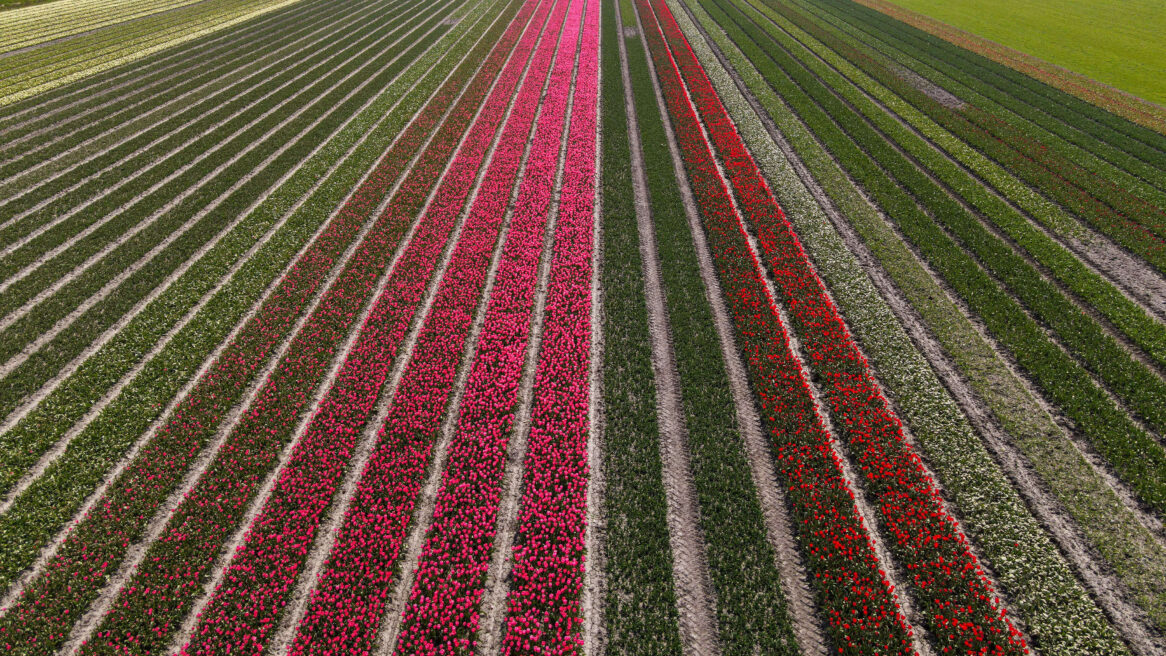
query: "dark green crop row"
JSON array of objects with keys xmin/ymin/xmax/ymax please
[
  {"xmin": 0, "ymin": 0, "xmax": 362, "ymax": 183},
  {"xmin": 0, "ymin": 0, "xmax": 327, "ymax": 125},
  {"xmin": 775, "ymin": 0, "xmax": 1166, "ymax": 270},
  {"xmin": 727, "ymin": 0, "xmax": 1166, "ymax": 440},
  {"xmin": 0, "ymin": 0, "xmax": 503, "ymax": 593},
  {"xmin": 0, "ymin": 0, "xmax": 491, "ymax": 498},
  {"xmin": 0, "ymin": 0, "xmax": 294, "ymax": 101},
  {"xmin": 597, "ymin": 0, "xmax": 685, "ymax": 652},
  {"xmin": 0, "ymin": 0, "xmax": 405, "ymax": 248},
  {"xmin": 0, "ymin": 0, "xmax": 430, "ymax": 374},
  {"xmin": 625, "ymin": 2, "xmax": 801, "ymax": 653},
  {"xmin": 812, "ymin": 0, "xmax": 1166, "ymax": 174},
  {"xmin": 738, "ymin": 0, "xmax": 1166, "ymax": 394},
  {"xmin": 799, "ymin": 0, "xmax": 1166, "ymax": 199},
  {"xmin": 705, "ymin": 0, "xmax": 1166, "ymax": 517},
  {"xmin": 781, "ymin": 0, "xmax": 1166, "ymax": 242},
  {"xmin": 0, "ymin": 6, "xmax": 441, "ymax": 418},
  {"xmin": 0, "ymin": 0, "xmax": 350, "ymax": 164}
]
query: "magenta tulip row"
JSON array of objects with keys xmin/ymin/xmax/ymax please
[
  {"xmin": 640, "ymin": 0, "xmax": 1028, "ymax": 653},
  {"xmin": 0, "ymin": 10, "xmax": 482, "ymax": 653},
  {"xmin": 0, "ymin": 5, "xmax": 541, "ymax": 656},
  {"xmin": 175, "ymin": 2, "xmax": 561, "ymax": 652},
  {"xmin": 498, "ymin": 0, "xmax": 597, "ymax": 651},
  {"xmin": 287, "ymin": 0, "xmax": 573, "ymax": 651},
  {"xmin": 390, "ymin": 0, "xmax": 584, "ymax": 652}
]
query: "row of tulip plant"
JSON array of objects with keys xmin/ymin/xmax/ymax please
[
  {"xmin": 0, "ymin": 1, "xmax": 519, "ymax": 650},
  {"xmin": 389, "ymin": 1, "xmax": 581, "ymax": 651},
  {"xmin": 789, "ymin": 0, "xmax": 1166, "ymax": 237},
  {"xmin": 630, "ymin": 0, "xmax": 915, "ymax": 652},
  {"xmin": 177, "ymin": 0, "xmax": 562, "ymax": 652},
  {"xmin": 0, "ymin": 0, "xmax": 438, "ymax": 434},
  {"xmin": 0, "ymin": 0, "xmax": 300, "ymax": 106},
  {"xmin": 593, "ymin": 0, "xmax": 685, "ymax": 650},
  {"xmin": 748, "ymin": 0, "xmax": 1166, "ymax": 377},
  {"xmin": 0, "ymin": 0, "xmax": 504, "ymax": 596},
  {"xmin": 499, "ymin": 0, "xmax": 598, "ymax": 651},
  {"xmin": 622, "ymin": 2, "xmax": 804, "ymax": 650},
  {"xmin": 639, "ymin": 0, "xmax": 1035, "ymax": 653},
  {"xmin": 0, "ymin": 0, "xmax": 441, "ymax": 496},
  {"xmin": 701, "ymin": 0, "xmax": 1166, "ymax": 517},
  {"xmin": 126, "ymin": 2, "xmax": 548, "ymax": 654},
  {"xmin": 286, "ymin": 0, "xmax": 573, "ymax": 651},
  {"xmin": 0, "ymin": 0, "xmax": 363, "ymax": 201},
  {"xmin": 668, "ymin": 0, "xmax": 1141, "ymax": 649},
  {"xmin": 0, "ymin": 0, "xmax": 344, "ymax": 130}
]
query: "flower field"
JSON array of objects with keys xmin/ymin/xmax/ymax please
[{"xmin": 0, "ymin": 0, "xmax": 1163, "ymax": 653}]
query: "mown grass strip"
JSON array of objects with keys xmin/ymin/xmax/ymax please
[
  {"xmin": 677, "ymin": 0, "xmax": 1166, "ymax": 635},
  {"xmin": 815, "ymin": 0, "xmax": 1166, "ymax": 176},
  {"xmin": 786, "ymin": 0, "xmax": 1166, "ymax": 271},
  {"xmin": 707, "ymin": 0, "xmax": 1166, "ymax": 516},
  {"xmin": 596, "ymin": 0, "xmax": 684, "ymax": 650}
]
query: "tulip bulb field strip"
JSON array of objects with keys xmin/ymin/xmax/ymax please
[{"xmin": 1, "ymin": 0, "xmax": 1164, "ymax": 653}]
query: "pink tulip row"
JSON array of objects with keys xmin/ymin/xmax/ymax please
[
  {"xmin": 641, "ymin": 0, "xmax": 1027, "ymax": 653},
  {"xmin": 174, "ymin": 3, "xmax": 563, "ymax": 653},
  {"xmin": 0, "ymin": 10, "xmax": 502, "ymax": 654},
  {"xmin": 499, "ymin": 0, "xmax": 597, "ymax": 652},
  {"xmin": 390, "ymin": 0, "xmax": 583, "ymax": 652},
  {"xmin": 60, "ymin": 6, "xmax": 547, "ymax": 656},
  {"xmin": 284, "ymin": 0, "xmax": 574, "ymax": 651}
]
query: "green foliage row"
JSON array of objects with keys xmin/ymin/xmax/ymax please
[
  {"xmin": 597, "ymin": 0, "xmax": 684, "ymax": 651},
  {"xmin": 0, "ymin": 0, "xmax": 363, "ymax": 193},
  {"xmin": 708, "ymin": 0, "xmax": 1166, "ymax": 544},
  {"xmin": 0, "ymin": 0, "xmax": 494, "ymax": 591},
  {"xmin": 620, "ymin": 1, "xmax": 801, "ymax": 652},
  {"xmin": 0, "ymin": 0, "xmax": 434, "ymax": 435},
  {"xmin": 674, "ymin": 0, "xmax": 1166, "ymax": 635}
]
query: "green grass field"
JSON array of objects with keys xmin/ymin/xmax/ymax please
[{"xmin": 881, "ymin": 0, "xmax": 1166, "ymax": 106}]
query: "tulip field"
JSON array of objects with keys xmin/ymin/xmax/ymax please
[{"xmin": 1, "ymin": 0, "xmax": 1164, "ymax": 653}]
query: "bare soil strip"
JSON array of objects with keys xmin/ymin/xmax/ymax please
[
  {"xmin": 582, "ymin": 6, "xmax": 606, "ymax": 650},
  {"xmin": 619, "ymin": 6, "xmax": 721, "ymax": 654}
]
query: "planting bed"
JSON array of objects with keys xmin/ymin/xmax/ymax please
[{"xmin": 1, "ymin": 0, "xmax": 1163, "ymax": 654}]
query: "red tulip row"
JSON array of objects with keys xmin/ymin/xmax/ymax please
[
  {"xmin": 0, "ymin": 4, "xmax": 496, "ymax": 654},
  {"xmin": 284, "ymin": 0, "xmax": 575, "ymax": 651},
  {"xmin": 390, "ymin": 1, "xmax": 583, "ymax": 652},
  {"xmin": 629, "ymin": 0, "xmax": 915, "ymax": 653},
  {"xmin": 640, "ymin": 0, "xmax": 1028, "ymax": 653},
  {"xmin": 56, "ymin": 5, "xmax": 542, "ymax": 656},
  {"xmin": 499, "ymin": 0, "xmax": 597, "ymax": 652},
  {"xmin": 175, "ymin": 2, "xmax": 562, "ymax": 653}
]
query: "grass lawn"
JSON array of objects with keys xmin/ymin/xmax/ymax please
[{"xmin": 879, "ymin": 0, "xmax": 1166, "ymax": 106}]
